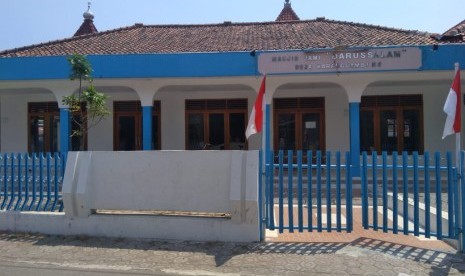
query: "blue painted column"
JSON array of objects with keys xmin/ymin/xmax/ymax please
[
  {"xmin": 349, "ymin": 102, "xmax": 361, "ymax": 176},
  {"xmin": 59, "ymin": 108, "xmax": 70, "ymax": 154},
  {"xmin": 142, "ymin": 106, "xmax": 153, "ymax": 150}
]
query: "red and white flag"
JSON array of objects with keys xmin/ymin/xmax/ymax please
[
  {"xmin": 442, "ymin": 68, "xmax": 461, "ymax": 139},
  {"xmin": 246, "ymin": 75, "xmax": 266, "ymax": 140}
]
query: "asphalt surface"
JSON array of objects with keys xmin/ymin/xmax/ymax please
[{"xmin": 0, "ymin": 231, "xmax": 464, "ymax": 276}]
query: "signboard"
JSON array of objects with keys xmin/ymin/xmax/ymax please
[{"xmin": 258, "ymin": 47, "xmax": 422, "ymax": 74}]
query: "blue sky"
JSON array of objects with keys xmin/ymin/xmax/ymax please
[{"xmin": 1, "ymin": 0, "xmax": 463, "ymax": 51}]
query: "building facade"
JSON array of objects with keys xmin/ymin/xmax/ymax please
[{"xmin": 0, "ymin": 1, "xmax": 464, "ymax": 158}]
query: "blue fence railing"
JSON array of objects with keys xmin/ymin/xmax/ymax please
[
  {"xmin": 0, "ymin": 152, "xmax": 66, "ymax": 212},
  {"xmin": 264, "ymin": 150, "xmax": 353, "ymax": 233},
  {"xmin": 361, "ymin": 151, "xmax": 459, "ymax": 240},
  {"xmin": 263, "ymin": 150, "xmax": 464, "ymax": 248}
]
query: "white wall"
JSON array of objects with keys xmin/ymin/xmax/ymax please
[
  {"xmin": 56, "ymin": 150, "xmax": 260, "ymax": 242},
  {"xmin": 87, "ymin": 151, "xmax": 233, "ymax": 212},
  {"xmin": 422, "ymin": 83, "xmax": 457, "ymax": 153},
  {"xmin": 0, "ymin": 211, "xmax": 259, "ymax": 242}
]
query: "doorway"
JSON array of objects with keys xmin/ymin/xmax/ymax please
[{"xmin": 113, "ymin": 101, "xmax": 161, "ymax": 151}]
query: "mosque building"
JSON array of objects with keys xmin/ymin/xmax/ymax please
[{"xmin": 0, "ymin": 0, "xmax": 464, "ymax": 162}]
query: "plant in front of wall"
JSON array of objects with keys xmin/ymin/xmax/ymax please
[{"xmin": 62, "ymin": 54, "xmax": 110, "ymax": 151}]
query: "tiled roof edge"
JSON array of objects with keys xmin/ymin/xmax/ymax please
[
  {"xmin": 443, "ymin": 19, "xmax": 465, "ymax": 35},
  {"xmin": 0, "ymin": 24, "xmax": 141, "ymax": 56},
  {"xmin": 0, "ymin": 18, "xmax": 435, "ymax": 56}
]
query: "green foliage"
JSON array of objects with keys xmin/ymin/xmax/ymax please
[
  {"xmin": 63, "ymin": 54, "xmax": 110, "ymax": 150},
  {"xmin": 67, "ymin": 54, "xmax": 92, "ymax": 81}
]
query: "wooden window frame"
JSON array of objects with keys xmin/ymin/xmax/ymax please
[
  {"xmin": 113, "ymin": 101, "xmax": 161, "ymax": 151},
  {"xmin": 360, "ymin": 95, "xmax": 424, "ymax": 154},
  {"xmin": 273, "ymin": 97, "xmax": 326, "ymax": 152},
  {"xmin": 185, "ymin": 99, "xmax": 248, "ymax": 150},
  {"xmin": 28, "ymin": 102, "xmax": 88, "ymax": 153}
]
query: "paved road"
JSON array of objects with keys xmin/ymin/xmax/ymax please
[
  {"xmin": 0, "ymin": 261, "xmax": 166, "ymax": 276},
  {"xmin": 0, "ymin": 231, "xmax": 464, "ymax": 275}
]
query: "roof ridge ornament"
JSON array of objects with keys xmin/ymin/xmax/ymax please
[
  {"xmin": 276, "ymin": 0, "xmax": 300, "ymax": 21},
  {"xmin": 83, "ymin": 1, "xmax": 94, "ymax": 20},
  {"xmin": 73, "ymin": 1, "xmax": 98, "ymax": 37}
]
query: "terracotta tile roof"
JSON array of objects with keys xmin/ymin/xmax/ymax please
[
  {"xmin": 0, "ymin": 18, "xmax": 450, "ymax": 58},
  {"xmin": 439, "ymin": 19, "xmax": 465, "ymax": 42},
  {"xmin": 276, "ymin": 0, "xmax": 300, "ymax": 21},
  {"xmin": 74, "ymin": 19, "xmax": 98, "ymax": 37}
]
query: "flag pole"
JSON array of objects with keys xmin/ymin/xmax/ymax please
[
  {"xmin": 455, "ymin": 62, "xmax": 463, "ymax": 253},
  {"xmin": 455, "ymin": 62, "xmax": 461, "ymax": 173}
]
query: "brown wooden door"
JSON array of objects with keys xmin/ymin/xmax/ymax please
[{"xmin": 114, "ymin": 113, "xmax": 141, "ymax": 151}]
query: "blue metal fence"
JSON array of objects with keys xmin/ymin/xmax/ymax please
[
  {"xmin": 0, "ymin": 152, "xmax": 66, "ymax": 212},
  {"xmin": 263, "ymin": 150, "xmax": 464, "ymax": 250},
  {"xmin": 361, "ymin": 151, "xmax": 459, "ymax": 240},
  {"xmin": 264, "ymin": 150, "xmax": 353, "ymax": 233}
]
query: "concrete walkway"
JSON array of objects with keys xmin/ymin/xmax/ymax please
[
  {"xmin": 0, "ymin": 231, "xmax": 463, "ymax": 276},
  {"xmin": 267, "ymin": 206, "xmax": 456, "ymax": 251}
]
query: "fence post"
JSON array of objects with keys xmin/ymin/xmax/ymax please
[
  {"xmin": 382, "ymin": 152, "xmax": 388, "ymax": 233},
  {"xmin": 307, "ymin": 151, "xmax": 313, "ymax": 232},
  {"xmin": 372, "ymin": 151, "xmax": 378, "ymax": 231},
  {"xmin": 278, "ymin": 150, "xmax": 284, "ymax": 233},
  {"xmin": 361, "ymin": 152, "xmax": 368, "ymax": 229},
  {"xmin": 21, "ymin": 154, "xmax": 29, "ymax": 210},
  {"xmin": 287, "ymin": 150, "xmax": 294, "ymax": 233},
  {"xmin": 14, "ymin": 153, "xmax": 22, "ymax": 210},
  {"xmin": 297, "ymin": 150, "xmax": 303, "ymax": 232},
  {"xmin": 424, "ymin": 152, "xmax": 431, "ymax": 238},
  {"xmin": 413, "ymin": 152, "xmax": 420, "ymax": 237},
  {"xmin": 326, "ymin": 151, "xmax": 331, "ymax": 232},
  {"xmin": 7, "ymin": 153, "xmax": 15, "ymax": 210},
  {"xmin": 435, "ymin": 152, "xmax": 443, "ymax": 239},
  {"xmin": 402, "ymin": 152, "xmax": 409, "ymax": 235},
  {"xmin": 346, "ymin": 151, "xmax": 353, "ymax": 232},
  {"xmin": 392, "ymin": 152, "xmax": 398, "ymax": 234},
  {"xmin": 459, "ymin": 151, "xmax": 464, "ymax": 253},
  {"xmin": 446, "ymin": 152, "xmax": 455, "ymax": 238}
]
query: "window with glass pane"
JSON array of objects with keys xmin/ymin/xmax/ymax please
[
  {"xmin": 274, "ymin": 97, "xmax": 325, "ymax": 152},
  {"xmin": 50, "ymin": 115, "xmax": 60, "ymax": 152},
  {"xmin": 380, "ymin": 110, "xmax": 397, "ymax": 153},
  {"xmin": 185, "ymin": 99, "xmax": 247, "ymax": 150},
  {"xmin": 29, "ymin": 102, "xmax": 88, "ymax": 153},
  {"xmin": 29, "ymin": 102, "xmax": 59, "ymax": 153},
  {"xmin": 229, "ymin": 113, "xmax": 246, "ymax": 150},
  {"xmin": 277, "ymin": 114, "xmax": 296, "ymax": 151},
  {"xmin": 302, "ymin": 113, "xmax": 320, "ymax": 151},
  {"xmin": 360, "ymin": 95, "xmax": 423, "ymax": 154},
  {"xmin": 30, "ymin": 116, "xmax": 45, "ymax": 152},
  {"xmin": 117, "ymin": 116, "xmax": 136, "ymax": 151},
  {"xmin": 187, "ymin": 113, "xmax": 205, "ymax": 150},
  {"xmin": 209, "ymin": 113, "xmax": 225, "ymax": 150},
  {"xmin": 403, "ymin": 109, "xmax": 420, "ymax": 152},
  {"xmin": 360, "ymin": 111, "xmax": 374, "ymax": 152},
  {"xmin": 113, "ymin": 101, "xmax": 161, "ymax": 151}
]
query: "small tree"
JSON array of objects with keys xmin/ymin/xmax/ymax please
[{"xmin": 62, "ymin": 54, "xmax": 110, "ymax": 150}]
